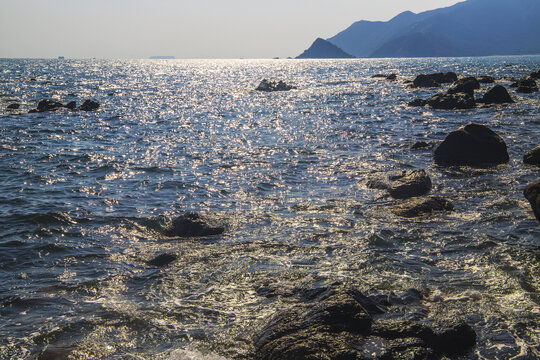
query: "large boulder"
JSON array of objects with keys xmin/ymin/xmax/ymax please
[
  {"xmin": 79, "ymin": 100, "xmax": 100, "ymax": 111},
  {"xmin": 426, "ymin": 92, "xmax": 475, "ymax": 110},
  {"xmin": 256, "ymin": 79, "xmax": 296, "ymax": 92},
  {"xmin": 412, "ymin": 72, "xmax": 458, "ymax": 88},
  {"xmin": 448, "ymin": 77, "xmax": 481, "ymax": 97},
  {"xmin": 368, "ymin": 169, "xmax": 432, "ymax": 199},
  {"xmin": 478, "ymin": 85, "xmax": 514, "ymax": 104},
  {"xmin": 524, "ymin": 180, "xmax": 540, "ymax": 223},
  {"xmin": 36, "ymin": 99, "xmax": 64, "ymax": 112},
  {"xmin": 477, "ymin": 75, "xmax": 495, "ymax": 83},
  {"xmin": 165, "ymin": 212, "xmax": 225, "ymax": 237},
  {"xmin": 524, "ymin": 145, "xmax": 540, "ymax": 165},
  {"xmin": 392, "ymin": 196, "xmax": 454, "ymax": 218},
  {"xmin": 433, "ymin": 123, "xmax": 509, "ymax": 166},
  {"xmin": 7, "ymin": 103, "xmax": 20, "ymax": 110},
  {"xmin": 251, "ymin": 285, "xmax": 476, "ymax": 360}
]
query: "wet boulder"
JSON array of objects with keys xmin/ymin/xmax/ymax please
[
  {"xmin": 386, "ymin": 73, "xmax": 397, "ymax": 81},
  {"xmin": 477, "ymin": 75, "xmax": 495, "ymax": 83},
  {"xmin": 530, "ymin": 70, "xmax": 540, "ymax": 79},
  {"xmin": 368, "ymin": 169, "xmax": 432, "ymax": 199},
  {"xmin": 524, "ymin": 145, "xmax": 540, "ymax": 165},
  {"xmin": 408, "ymin": 98, "xmax": 427, "ymax": 107},
  {"xmin": 510, "ymin": 76, "xmax": 537, "ymax": 88},
  {"xmin": 392, "ymin": 196, "xmax": 454, "ymax": 218},
  {"xmin": 524, "ymin": 180, "xmax": 540, "ymax": 223},
  {"xmin": 448, "ymin": 77, "xmax": 480, "ymax": 97},
  {"xmin": 411, "ymin": 141, "xmax": 435, "ymax": 150},
  {"xmin": 433, "ymin": 123, "xmax": 509, "ymax": 166},
  {"xmin": 36, "ymin": 99, "xmax": 64, "ymax": 112},
  {"xmin": 147, "ymin": 253, "xmax": 177, "ymax": 267},
  {"xmin": 477, "ymin": 85, "xmax": 514, "ymax": 104},
  {"xmin": 166, "ymin": 212, "xmax": 225, "ymax": 237},
  {"xmin": 256, "ymin": 79, "xmax": 296, "ymax": 92},
  {"xmin": 65, "ymin": 101, "xmax": 77, "ymax": 110},
  {"xmin": 426, "ymin": 92, "xmax": 475, "ymax": 110},
  {"xmin": 79, "ymin": 100, "xmax": 100, "ymax": 111},
  {"xmin": 412, "ymin": 72, "xmax": 457, "ymax": 88},
  {"xmin": 412, "ymin": 74, "xmax": 440, "ymax": 88},
  {"xmin": 7, "ymin": 103, "xmax": 20, "ymax": 110}
]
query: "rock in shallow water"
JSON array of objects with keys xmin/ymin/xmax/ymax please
[
  {"xmin": 433, "ymin": 123, "xmax": 509, "ymax": 167},
  {"xmin": 368, "ymin": 170, "xmax": 432, "ymax": 199},
  {"xmin": 392, "ymin": 196, "xmax": 454, "ymax": 218},
  {"xmin": 79, "ymin": 100, "xmax": 100, "ymax": 111},
  {"xmin": 255, "ymin": 79, "xmax": 296, "ymax": 92},
  {"xmin": 524, "ymin": 145, "xmax": 540, "ymax": 165},
  {"xmin": 147, "ymin": 253, "xmax": 177, "ymax": 267},
  {"xmin": 251, "ymin": 285, "xmax": 476, "ymax": 360},
  {"xmin": 524, "ymin": 180, "xmax": 540, "ymax": 223},
  {"xmin": 478, "ymin": 85, "xmax": 514, "ymax": 104},
  {"xmin": 165, "ymin": 212, "xmax": 225, "ymax": 237}
]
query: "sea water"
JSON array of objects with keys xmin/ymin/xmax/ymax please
[{"xmin": 0, "ymin": 57, "xmax": 539, "ymax": 359}]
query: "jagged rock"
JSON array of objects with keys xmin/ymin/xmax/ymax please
[
  {"xmin": 411, "ymin": 141, "xmax": 435, "ymax": 150},
  {"xmin": 7, "ymin": 103, "xmax": 20, "ymax": 110},
  {"xmin": 36, "ymin": 99, "xmax": 64, "ymax": 112},
  {"xmin": 255, "ymin": 79, "xmax": 296, "ymax": 92},
  {"xmin": 477, "ymin": 75, "xmax": 495, "ymax": 83},
  {"xmin": 478, "ymin": 85, "xmax": 514, "ymax": 104},
  {"xmin": 412, "ymin": 72, "xmax": 457, "ymax": 88},
  {"xmin": 165, "ymin": 212, "xmax": 225, "ymax": 237},
  {"xmin": 433, "ymin": 123, "xmax": 509, "ymax": 166},
  {"xmin": 65, "ymin": 101, "xmax": 77, "ymax": 110},
  {"xmin": 524, "ymin": 145, "xmax": 540, "ymax": 165},
  {"xmin": 426, "ymin": 92, "xmax": 475, "ymax": 109},
  {"xmin": 448, "ymin": 77, "xmax": 480, "ymax": 97},
  {"xmin": 147, "ymin": 253, "xmax": 177, "ymax": 267},
  {"xmin": 368, "ymin": 169, "xmax": 432, "ymax": 199},
  {"xmin": 392, "ymin": 196, "xmax": 454, "ymax": 218},
  {"xmin": 79, "ymin": 100, "xmax": 100, "ymax": 111},
  {"xmin": 251, "ymin": 285, "xmax": 477, "ymax": 360},
  {"xmin": 524, "ymin": 180, "xmax": 540, "ymax": 223}
]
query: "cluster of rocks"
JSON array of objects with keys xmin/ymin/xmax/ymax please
[
  {"xmin": 251, "ymin": 284, "xmax": 477, "ymax": 360},
  {"xmin": 411, "ymin": 72, "xmax": 458, "ymax": 88},
  {"xmin": 20, "ymin": 99, "xmax": 101, "ymax": 113},
  {"xmin": 510, "ymin": 72, "xmax": 539, "ymax": 93},
  {"xmin": 255, "ymin": 79, "xmax": 296, "ymax": 92}
]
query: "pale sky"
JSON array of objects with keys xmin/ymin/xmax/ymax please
[{"xmin": 0, "ymin": 0, "xmax": 462, "ymax": 59}]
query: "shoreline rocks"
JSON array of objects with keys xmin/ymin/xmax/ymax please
[
  {"xmin": 392, "ymin": 196, "xmax": 454, "ymax": 218},
  {"xmin": 368, "ymin": 169, "xmax": 432, "ymax": 199},
  {"xmin": 165, "ymin": 212, "xmax": 225, "ymax": 237},
  {"xmin": 524, "ymin": 180, "xmax": 540, "ymax": 223},
  {"xmin": 251, "ymin": 285, "xmax": 477, "ymax": 360},
  {"xmin": 433, "ymin": 123, "xmax": 509, "ymax": 167},
  {"xmin": 477, "ymin": 85, "xmax": 514, "ymax": 104},
  {"xmin": 412, "ymin": 72, "xmax": 457, "ymax": 88},
  {"xmin": 524, "ymin": 145, "xmax": 540, "ymax": 165}
]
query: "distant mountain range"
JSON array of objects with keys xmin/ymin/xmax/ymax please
[{"xmin": 297, "ymin": 0, "xmax": 540, "ymax": 58}]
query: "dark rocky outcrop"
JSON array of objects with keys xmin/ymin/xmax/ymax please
[
  {"xmin": 372, "ymin": 74, "xmax": 387, "ymax": 78},
  {"xmin": 65, "ymin": 101, "xmax": 77, "ymax": 110},
  {"xmin": 79, "ymin": 100, "xmax": 100, "ymax": 111},
  {"xmin": 408, "ymin": 98, "xmax": 427, "ymax": 107},
  {"xmin": 251, "ymin": 285, "xmax": 476, "ymax": 360},
  {"xmin": 296, "ymin": 38, "xmax": 354, "ymax": 59},
  {"xmin": 530, "ymin": 70, "xmax": 540, "ymax": 79},
  {"xmin": 372, "ymin": 74, "xmax": 396, "ymax": 80},
  {"xmin": 524, "ymin": 180, "xmax": 540, "ymax": 223},
  {"xmin": 477, "ymin": 85, "xmax": 514, "ymax": 104},
  {"xmin": 7, "ymin": 103, "xmax": 20, "ymax": 110},
  {"xmin": 37, "ymin": 99, "xmax": 64, "ymax": 112},
  {"xmin": 255, "ymin": 79, "xmax": 296, "ymax": 92},
  {"xmin": 165, "ymin": 212, "xmax": 225, "ymax": 237},
  {"xmin": 411, "ymin": 141, "xmax": 435, "ymax": 150},
  {"xmin": 433, "ymin": 123, "xmax": 509, "ymax": 166},
  {"xmin": 392, "ymin": 196, "xmax": 454, "ymax": 218},
  {"xmin": 448, "ymin": 77, "xmax": 481, "ymax": 97},
  {"xmin": 412, "ymin": 72, "xmax": 458, "ymax": 88},
  {"xmin": 511, "ymin": 77, "xmax": 539, "ymax": 93},
  {"xmin": 368, "ymin": 169, "xmax": 432, "ymax": 199},
  {"xmin": 426, "ymin": 92, "xmax": 476, "ymax": 110},
  {"xmin": 386, "ymin": 73, "xmax": 397, "ymax": 81},
  {"xmin": 524, "ymin": 145, "xmax": 540, "ymax": 165},
  {"xmin": 477, "ymin": 75, "xmax": 495, "ymax": 83},
  {"xmin": 147, "ymin": 253, "xmax": 177, "ymax": 267}
]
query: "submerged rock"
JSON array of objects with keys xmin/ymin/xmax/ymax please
[
  {"xmin": 524, "ymin": 145, "xmax": 540, "ymax": 165},
  {"xmin": 166, "ymin": 212, "xmax": 225, "ymax": 237},
  {"xmin": 147, "ymin": 253, "xmax": 177, "ymax": 267},
  {"xmin": 524, "ymin": 180, "xmax": 540, "ymax": 223},
  {"xmin": 368, "ymin": 169, "xmax": 432, "ymax": 199},
  {"xmin": 478, "ymin": 85, "xmax": 514, "ymax": 104},
  {"xmin": 411, "ymin": 141, "xmax": 435, "ymax": 150},
  {"xmin": 426, "ymin": 92, "xmax": 476, "ymax": 110},
  {"xmin": 386, "ymin": 73, "xmax": 397, "ymax": 81},
  {"xmin": 251, "ymin": 285, "xmax": 476, "ymax": 360},
  {"xmin": 255, "ymin": 79, "xmax": 296, "ymax": 92},
  {"xmin": 79, "ymin": 100, "xmax": 100, "ymax": 111},
  {"xmin": 392, "ymin": 196, "xmax": 454, "ymax": 218},
  {"xmin": 7, "ymin": 103, "xmax": 20, "ymax": 110},
  {"xmin": 433, "ymin": 123, "xmax": 509, "ymax": 166}
]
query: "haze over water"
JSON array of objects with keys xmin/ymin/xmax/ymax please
[{"xmin": 0, "ymin": 57, "xmax": 539, "ymax": 359}]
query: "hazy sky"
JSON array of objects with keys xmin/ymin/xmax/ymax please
[{"xmin": 0, "ymin": 0, "xmax": 462, "ymax": 59}]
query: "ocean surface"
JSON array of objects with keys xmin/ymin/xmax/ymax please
[{"xmin": 0, "ymin": 57, "xmax": 539, "ymax": 359}]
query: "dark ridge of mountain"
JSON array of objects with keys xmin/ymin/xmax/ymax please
[
  {"xmin": 308, "ymin": 0, "xmax": 540, "ymax": 58},
  {"xmin": 296, "ymin": 38, "xmax": 354, "ymax": 59}
]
